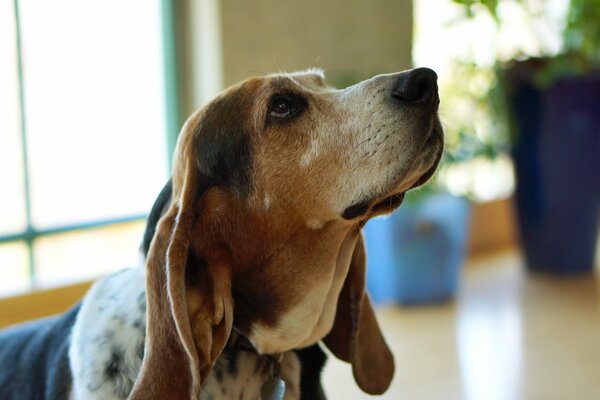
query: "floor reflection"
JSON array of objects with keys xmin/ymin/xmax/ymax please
[
  {"xmin": 457, "ymin": 283, "xmax": 522, "ymax": 400},
  {"xmin": 323, "ymin": 251, "xmax": 600, "ymax": 399}
]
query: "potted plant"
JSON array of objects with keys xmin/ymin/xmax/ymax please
[{"xmin": 452, "ymin": 0, "xmax": 600, "ymax": 274}]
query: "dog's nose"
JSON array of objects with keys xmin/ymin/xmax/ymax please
[{"xmin": 391, "ymin": 68, "xmax": 438, "ymax": 106}]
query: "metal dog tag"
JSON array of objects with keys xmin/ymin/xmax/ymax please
[{"xmin": 261, "ymin": 375, "xmax": 286, "ymax": 400}]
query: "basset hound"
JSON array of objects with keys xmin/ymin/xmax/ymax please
[{"xmin": 0, "ymin": 67, "xmax": 443, "ymax": 399}]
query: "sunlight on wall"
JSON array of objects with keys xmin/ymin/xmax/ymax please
[{"xmin": 191, "ymin": 0, "xmax": 224, "ymax": 107}]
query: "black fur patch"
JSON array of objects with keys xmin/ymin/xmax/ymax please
[
  {"xmin": 105, "ymin": 346, "xmax": 134, "ymax": 398},
  {"xmin": 225, "ymin": 349, "xmax": 239, "ymax": 378},
  {"xmin": 104, "ymin": 349, "xmax": 123, "ymax": 380},
  {"xmin": 296, "ymin": 344, "xmax": 328, "ymax": 400},
  {"xmin": 0, "ymin": 304, "xmax": 81, "ymax": 400},
  {"xmin": 231, "ymin": 274, "xmax": 284, "ymax": 332},
  {"xmin": 141, "ymin": 179, "xmax": 172, "ymax": 256},
  {"xmin": 342, "ymin": 200, "xmax": 371, "ymax": 219},
  {"xmin": 193, "ymin": 93, "xmax": 253, "ymax": 196},
  {"xmin": 214, "ymin": 361, "xmax": 224, "ymax": 382},
  {"xmin": 141, "ymin": 91, "xmax": 254, "ymax": 256}
]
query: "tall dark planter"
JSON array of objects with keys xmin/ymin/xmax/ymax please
[{"xmin": 509, "ymin": 73, "xmax": 600, "ymax": 274}]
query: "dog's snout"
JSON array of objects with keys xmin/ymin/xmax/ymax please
[{"xmin": 391, "ymin": 67, "xmax": 438, "ymax": 106}]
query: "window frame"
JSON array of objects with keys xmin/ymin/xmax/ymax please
[{"xmin": 0, "ymin": 0, "xmax": 182, "ymax": 289}]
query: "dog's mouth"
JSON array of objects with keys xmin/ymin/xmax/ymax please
[
  {"xmin": 371, "ymin": 192, "xmax": 406, "ymax": 215},
  {"xmin": 343, "ymin": 163, "xmax": 434, "ymax": 220},
  {"xmin": 368, "ymin": 164, "xmax": 434, "ymax": 216},
  {"xmin": 368, "ymin": 158, "xmax": 438, "ymax": 215},
  {"xmin": 343, "ymin": 126, "xmax": 443, "ymax": 220}
]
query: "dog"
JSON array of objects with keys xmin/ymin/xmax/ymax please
[{"xmin": 0, "ymin": 67, "xmax": 443, "ymax": 399}]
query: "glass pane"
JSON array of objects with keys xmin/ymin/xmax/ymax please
[
  {"xmin": 34, "ymin": 220, "xmax": 145, "ymax": 288},
  {"xmin": 0, "ymin": 242, "xmax": 30, "ymax": 296},
  {"xmin": 20, "ymin": 0, "xmax": 168, "ymax": 229},
  {"xmin": 0, "ymin": 0, "xmax": 27, "ymax": 235}
]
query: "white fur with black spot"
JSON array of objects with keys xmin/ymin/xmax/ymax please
[{"xmin": 69, "ymin": 267, "xmax": 300, "ymax": 400}]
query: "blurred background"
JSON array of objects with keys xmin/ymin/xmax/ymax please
[{"xmin": 0, "ymin": 0, "xmax": 599, "ymax": 399}]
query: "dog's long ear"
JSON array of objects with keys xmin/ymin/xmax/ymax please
[
  {"xmin": 129, "ymin": 121, "xmax": 234, "ymax": 400},
  {"xmin": 324, "ymin": 234, "xmax": 395, "ymax": 395}
]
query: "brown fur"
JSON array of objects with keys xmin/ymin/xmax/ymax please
[{"xmin": 129, "ymin": 69, "xmax": 443, "ymax": 398}]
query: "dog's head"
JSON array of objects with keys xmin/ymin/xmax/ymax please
[{"xmin": 130, "ymin": 68, "xmax": 443, "ymax": 399}]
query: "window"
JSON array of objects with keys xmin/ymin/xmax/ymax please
[{"xmin": 0, "ymin": 0, "xmax": 179, "ymax": 296}]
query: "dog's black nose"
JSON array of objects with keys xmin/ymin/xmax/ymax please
[{"xmin": 391, "ymin": 67, "xmax": 438, "ymax": 106}]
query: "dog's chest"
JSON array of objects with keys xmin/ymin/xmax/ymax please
[{"xmin": 69, "ymin": 267, "xmax": 299, "ymax": 400}]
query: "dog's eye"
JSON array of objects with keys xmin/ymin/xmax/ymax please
[
  {"xmin": 266, "ymin": 93, "xmax": 307, "ymax": 126},
  {"xmin": 269, "ymin": 97, "xmax": 294, "ymax": 119}
]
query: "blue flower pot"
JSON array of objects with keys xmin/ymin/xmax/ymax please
[{"xmin": 364, "ymin": 193, "xmax": 471, "ymax": 305}]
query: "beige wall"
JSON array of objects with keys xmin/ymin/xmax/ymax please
[
  {"xmin": 177, "ymin": 0, "xmax": 413, "ymax": 114},
  {"xmin": 220, "ymin": 0, "xmax": 413, "ymax": 88}
]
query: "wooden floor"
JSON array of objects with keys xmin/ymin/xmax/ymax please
[{"xmin": 322, "ymin": 251, "xmax": 600, "ymax": 400}]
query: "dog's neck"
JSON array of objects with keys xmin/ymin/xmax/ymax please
[{"xmin": 192, "ymin": 188, "xmax": 359, "ymax": 354}]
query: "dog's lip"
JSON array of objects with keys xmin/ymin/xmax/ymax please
[
  {"xmin": 411, "ymin": 132, "xmax": 443, "ymax": 188},
  {"xmin": 344, "ymin": 156, "xmax": 435, "ymax": 219},
  {"xmin": 409, "ymin": 153, "xmax": 440, "ymax": 190},
  {"xmin": 371, "ymin": 192, "xmax": 406, "ymax": 214}
]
